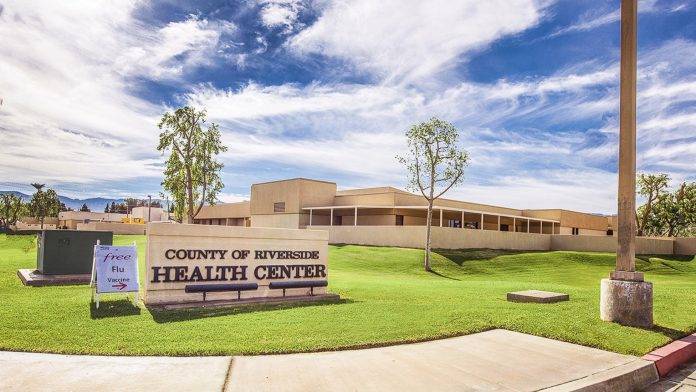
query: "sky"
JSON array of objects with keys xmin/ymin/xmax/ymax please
[{"xmin": 0, "ymin": 0, "xmax": 694, "ymax": 214}]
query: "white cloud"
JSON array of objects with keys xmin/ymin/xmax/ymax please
[
  {"xmin": 288, "ymin": 0, "xmax": 547, "ymax": 82},
  {"xmin": 116, "ymin": 15, "xmax": 236, "ymax": 80},
  {"xmin": 550, "ymin": 0, "xmax": 679, "ymax": 37},
  {"xmin": 185, "ymin": 38, "xmax": 696, "ymax": 214},
  {"xmin": 259, "ymin": 0, "xmax": 303, "ymax": 33},
  {"xmin": 0, "ymin": 2, "xmax": 235, "ymax": 187}
]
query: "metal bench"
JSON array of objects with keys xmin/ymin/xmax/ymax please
[
  {"xmin": 185, "ymin": 283, "xmax": 259, "ymax": 301},
  {"xmin": 268, "ymin": 280, "xmax": 328, "ymax": 296}
]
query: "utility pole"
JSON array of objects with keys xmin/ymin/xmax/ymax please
[{"xmin": 600, "ymin": 0, "xmax": 653, "ymax": 328}]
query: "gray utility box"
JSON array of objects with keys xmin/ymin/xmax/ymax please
[{"xmin": 37, "ymin": 230, "xmax": 113, "ymax": 275}]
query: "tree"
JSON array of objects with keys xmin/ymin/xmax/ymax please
[
  {"xmin": 397, "ymin": 118, "xmax": 469, "ymax": 271},
  {"xmin": 157, "ymin": 106, "xmax": 227, "ymax": 223},
  {"xmin": 28, "ymin": 183, "xmax": 61, "ymax": 229},
  {"xmin": 80, "ymin": 203, "xmax": 90, "ymax": 212},
  {"xmin": 636, "ymin": 173, "xmax": 669, "ymax": 236},
  {"xmin": 0, "ymin": 194, "xmax": 25, "ymax": 231},
  {"xmin": 104, "ymin": 203, "xmax": 110, "ymax": 213},
  {"xmin": 646, "ymin": 182, "xmax": 696, "ymax": 237}
]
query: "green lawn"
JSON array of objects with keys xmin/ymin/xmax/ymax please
[{"xmin": 0, "ymin": 234, "xmax": 694, "ymax": 356}]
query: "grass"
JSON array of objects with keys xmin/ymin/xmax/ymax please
[{"xmin": 0, "ymin": 234, "xmax": 694, "ymax": 356}]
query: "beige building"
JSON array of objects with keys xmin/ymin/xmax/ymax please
[
  {"xmin": 195, "ymin": 178, "xmax": 614, "ymax": 236},
  {"xmin": 58, "ymin": 207, "xmax": 168, "ymax": 229}
]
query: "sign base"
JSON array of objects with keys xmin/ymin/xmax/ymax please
[
  {"xmin": 17, "ymin": 269, "xmax": 91, "ymax": 286},
  {"xmin": 149, "ymin": 293, "xmax": 341, "ymax": 311}
]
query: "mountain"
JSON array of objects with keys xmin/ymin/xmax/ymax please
[{"xmin": 0, "ymin": 191, "xmax": 162, "ymax": 213}]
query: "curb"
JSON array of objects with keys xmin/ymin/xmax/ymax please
[
  {"xmin": 541, "ymin": 359, "xmax": 658, "ymax": 391},
  {"xmin": 642, "ymin": 333, "xmax": 696, "ymax": 377}
]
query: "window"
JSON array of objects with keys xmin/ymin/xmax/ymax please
[
  {"xmin": 606, "ymin": 229, "xmax": 613, "ymax": 236},
  {"xmin": 273, "ymin": 202, "xmax": 285, "ymax": 213},
  {"xmin": 500, "ymin": 224, "xmax": 509, "ymax": 232},
  {"xmin": 396, "ymin": 215, "xmax": 404, "ymax": 226},
  {"xmin": 334, "ymin": 215, "xmax": 342, "ymax": 226},
  {"xmin": 572, "ymin": 227, "xmax": 579, "ymax": 235}
]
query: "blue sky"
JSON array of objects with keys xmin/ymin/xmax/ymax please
[{"xmin": 0, "ymin": 0, "xmax": 694, "ymax": 213}]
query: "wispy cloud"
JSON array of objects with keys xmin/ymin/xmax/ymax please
[{"xmin": 288, "ymin": 0, "xmax": 549, "ymax": 82}]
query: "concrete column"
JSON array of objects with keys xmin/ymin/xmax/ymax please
[
  {"xmin": 513, "ymin": 218, "xmax": 516, "ymax": 232},
  {"xmin": 354, "ymin": 207, "xmax": 357, "ymax": 226},
  {"xmin": 330, "ymin": 208, "xmax": 333, "ymax": 226},
  {"xmin": 552, "ymin": 222, "xmax": 555, "ymax": 235},
  {"xmin": 601, "ymin": 0, "xmax": 653, "ymax": 328},
  {"xmin": 540, "ymin": 221, "xmax": 543, "ymax": 234},
  {"xmin": 497, "ymin": 216, "xmax": 500, "ymax": 231},
  {"xmin": 461, "ymin": 211, "xmax": 465, "ymax": 229},
  {"xmin": 309, "ymin": 209, "xmax": 313, "ymax": 226},
  {"xmin": 440, "ymin": 209, "xmax": 443, "ymax": 227},
  {"xmin": 616, "ymin": 0, "xmax": 638, "ymax": 277},
  {"xmin": 527, "ymin": 219, "xmax": 530, "ymax": 233},
  {"xmin": 480, "ymin": 214, "xmax": 484, "ymax": 230}
]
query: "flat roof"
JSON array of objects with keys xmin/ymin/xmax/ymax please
[{"xmin": 251, "ymin": 178, "xmax": 336, "ymax": 186}]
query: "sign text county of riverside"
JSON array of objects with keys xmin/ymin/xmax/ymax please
[{"xmin": 150, "ymin": 249, "xmax": 326, "ymax": 283}]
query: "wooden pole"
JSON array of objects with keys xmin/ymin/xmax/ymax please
[{"xmin": 614, "ymin": 0, "xmax": 640, "ymax": 281}]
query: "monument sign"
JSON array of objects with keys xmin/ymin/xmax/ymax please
[{"xmin": 144, "ymin": 223, "xmax": 334, "ymax": 306}]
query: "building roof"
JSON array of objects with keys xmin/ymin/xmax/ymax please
[{"xmin": 336, "ymin": 186, "xmax": 411, "ymax": 196}]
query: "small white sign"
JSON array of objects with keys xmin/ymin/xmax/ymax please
[{"xmin": 93, "ymin": 245, "xmax": 139, "ymax": 294}]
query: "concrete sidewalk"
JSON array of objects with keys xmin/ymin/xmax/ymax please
[{"xmin": 0, "ymin": 329, "xmax": 658, "ymax": 392}]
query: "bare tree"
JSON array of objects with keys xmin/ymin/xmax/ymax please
[{"xmin": 397, "ymin": 118, "xmax": 469, "ymax": 271}]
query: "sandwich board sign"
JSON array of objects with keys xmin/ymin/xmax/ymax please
[{"xmin": 91, "ymin": 242, "xmax": 140, "ymax": 308}]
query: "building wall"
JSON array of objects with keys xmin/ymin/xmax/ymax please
[
  {"xmin": 310, "ymin": 225, "xmax": 676, "ymax": 254},
  {"xmin": 200, "ymin": 201, "xmax": 250, "ymax": 218},
  {"xmin": 77, "ymin": 222, "xmax": 146, "ymax": 235},
  {"xmin": 673, "ymin": 237, "xmax": 696, "ymax": 256},
  {"xmin": 550, "ymin": 235, "xmax": 673, "ymax": 255},
  {"xmin": 558, "ymin": 227, "xmax": 607, "ymax": 236},
  {"xmin": 430, "ymin": 227, "xmax": 551, "ymax": 250},
  {"xmin": 250, "ymin": 178, "xmax": 336, "ymax": 229},
  {"xmin": 252, "ymin": 213, "xmax": 301, "ymax": 229},
  {"xmin": 131, "ymin": 206, "xmax": 167, "ymax": 222},
  {"xmin": 314, "ymin": 225, "xmax": 426, "ymax": 248}
]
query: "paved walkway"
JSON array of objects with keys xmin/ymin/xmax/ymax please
[
  {"xmin": 646, "ymin": 360, "xmax": 696, "ymax": 392},
  {"xmin": 0, "ymin": 329, "xmax": 658, "ymax": 392}
]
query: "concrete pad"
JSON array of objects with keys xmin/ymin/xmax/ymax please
[
  {"xmin": 507, "ymin": 290, "xmax": 569, "ymax": 303},
  {"xmin": 17, "ymin": 269, "xmax": 91, "ymax": 286},
  {"xmin": 0, "ymin": 351, "xmax": 231, "ymax": 392},
  {"xmin": 227, "ymin": 329, "xmax": 652, "ymax": 392}
]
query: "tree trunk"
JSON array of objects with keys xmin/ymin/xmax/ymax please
[
  {"xmin": 186, "ymin": 165, "xmax": 194, "ymax": 223},
  {"xmin": 40, "ymin": 216, "xmax": 44, "ymax": 230},
  {"xmin": 424, "ymin": 199, "xmax": 433, "ymax": 271}
]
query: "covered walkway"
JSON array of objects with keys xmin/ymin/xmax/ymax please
[{"xmin": 304, "ymin": 205, "xmax": 559, "ymax": 234}]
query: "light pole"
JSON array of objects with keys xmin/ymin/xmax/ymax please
[
  {"xmin": 147, "ymin": 195, "xmax": 152, "ymax": 223},
  {"xmin": 600, "ymin": 0, "xmax": 653, "ymax": 328}
]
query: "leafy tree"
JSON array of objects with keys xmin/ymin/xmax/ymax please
[
  {"xmin": 157, "ymin": 106, "xmax": 227, "ymax": 223},
  {"xmin": 0, "ymin": 194, "xmax": 25, "ymax": 231},
  {"xmin": 645, "ymin": 182, "xmax": 696, "ymax": 237},
  {"xmin": 397, "ymin": 118, "xmax": 469, "ymax": 271},
  {"xmin": 636, "ymin": 173, "xmax": 669, "ymax": 236},
  {"xmin": 28, "ymin": 183, "xmax": 61, "ymax": 229},
  {"xmin": 109, "ymin": 201, "xmax": 116, "ymax": 213},
  {"xmin": 104, "ymin": 203, "xmax": 110, "ymax": 213},
  {"xmin": 80, "ymin": 203, "xmax": 90, "ymax": 212}
]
